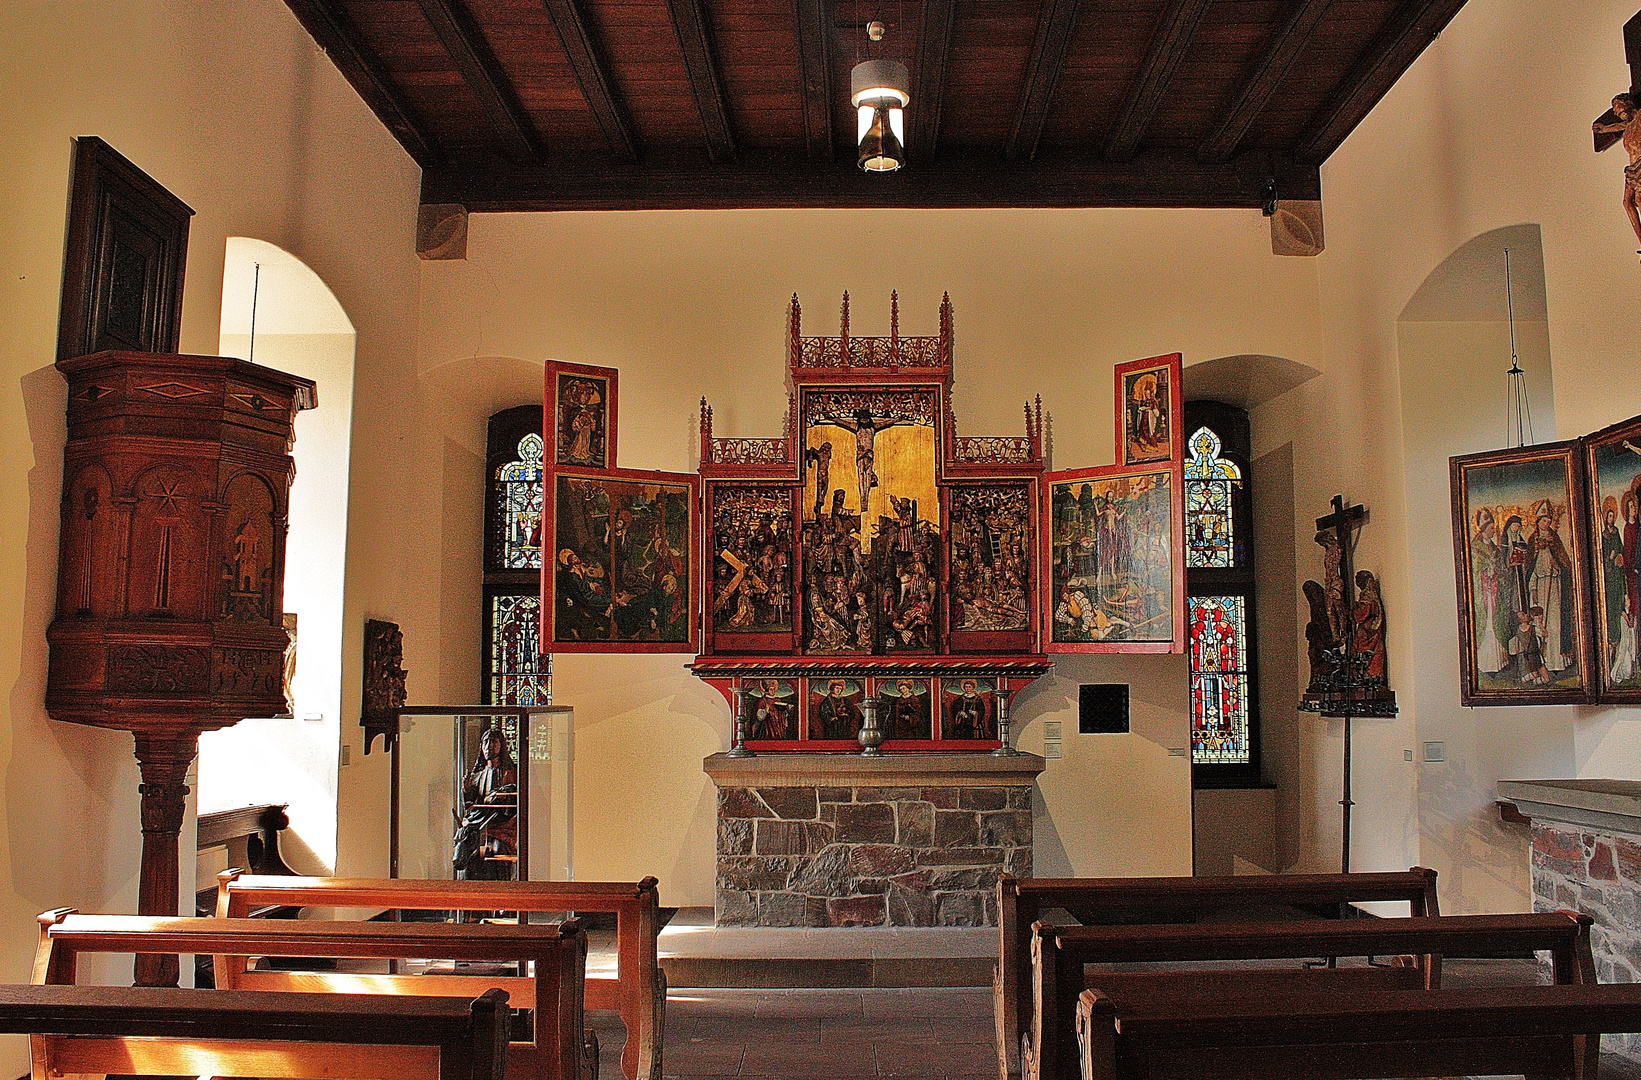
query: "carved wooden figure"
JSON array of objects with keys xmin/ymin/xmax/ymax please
[{"xmin": 45, "ymin": 350, "xmax": 315, "ymax": 985}]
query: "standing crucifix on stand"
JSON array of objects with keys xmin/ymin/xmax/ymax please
[{"xmin": 1300, "ymin": 495, "xmax": 1398, "ymax": 874}]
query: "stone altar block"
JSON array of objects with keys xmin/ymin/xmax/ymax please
[{"xmin": 704, "ymin": 752, "xmax": 1045, "ymax": 927}]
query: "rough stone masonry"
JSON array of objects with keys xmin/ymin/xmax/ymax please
[
  {"xmin": 1530, "ymin": 822, "xmax": 1641, "ymax": 1064},
  {"xmin": 715, "ymin": 783, "xmax": 1033, "ymax": 927}
]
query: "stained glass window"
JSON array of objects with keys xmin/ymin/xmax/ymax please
[
  {"xmin": 489, "ymin": 592, "xmax": 551, "ymax": 706},
  {"xmin": 1189, "ymin": 595, "xmax": 1250, "ymax": 765},
  {"xmin": 496, "ymin": 432, "xmax": 545, "ymax": 570},
  {"xmin": 1184, "ymin": 426, "xmax": 1242, "ymax": 569},
  {"xmin": 485, "ymin": 406, "xmax": 549, "ymax": 708}
]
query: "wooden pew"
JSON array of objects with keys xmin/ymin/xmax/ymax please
[
  {"xmin": 1074, "ymin": 982, "xmax": 1641, "ymax": 1080},
  {"xmin": 8, "ymin": 981, "xmax": 509, "ymax": 1080},
  {"xmin": 995, "ymin": 868, "xmax": 1440, "ymax": 1080},
  {"xmin": 1028, "ymin": 911, "xmax": 1596, "ymax": 1080},
  {"xmin": 217, "ymin": 869, "xmax": 665, "ymax": 1080},
  {"xmin": 35, "ymin": 909, "xmax": 594, "ymax": 1080}
]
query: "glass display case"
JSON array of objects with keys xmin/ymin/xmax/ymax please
[{"xmin": 390, "ymin": 706, "xmax": 573, "ymax": 882}]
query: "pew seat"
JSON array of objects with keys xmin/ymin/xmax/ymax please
[
  {"xmin": 216, "ymin": 870, "xmax": 665, "ymax": 1080},
  {"xmin": 4, "ymin": 981, "xmax": 508, "ymax": 1080}
]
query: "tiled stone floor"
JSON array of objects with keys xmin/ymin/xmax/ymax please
[{"xmin": 590, "ymin": 986, "xmax": 997, "ymax": 1080}]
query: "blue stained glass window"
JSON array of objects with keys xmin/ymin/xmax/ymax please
[
  {"xmin": 1189, "ymin": 595, "xmax": 1250, "ymax": 765},
  {"xmin": 1184, "ymin": 426, "xmax": 1242, "ymax": 569},
  {"xmin": 496, "ymin": 433, "xmax": 545, "ymax": 570},
  {"xmin": 489, "ymin": 592, "xmax": 551, "ymax": 705}
]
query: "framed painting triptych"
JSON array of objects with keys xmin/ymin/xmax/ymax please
[{"xmin": 1450, "ymin": 413, "xmax": 1641, "ymax": 707}]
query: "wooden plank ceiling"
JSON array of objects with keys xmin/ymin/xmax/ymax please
[{"xmin": 284, "ymin": 0, "xmax": 1468, "ymax": 210}]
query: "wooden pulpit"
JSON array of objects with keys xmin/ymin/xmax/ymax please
[{"xmin": 45, "ymin": 350, "xmax": 315, "ymax": 986}]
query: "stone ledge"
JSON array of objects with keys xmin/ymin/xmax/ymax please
[
  {"xmin": 704, "ymin": 751, "xmax": 1046, "ymax": 788},
  {"xmin": 1497, "ymin": 779, "xmax": 1641, "ymax": 836}
]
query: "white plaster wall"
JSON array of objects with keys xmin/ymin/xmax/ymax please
[
  {"xmin": 1294, "ymin": 0, "xmax": 1641, "ymax": 903},
  {"xmin": 380, "ymin": 207, "xmax": 1331, "ymax": 903},
  {"xmin": 0, "ymin": 1, "xmax": 419, "ymax": 1069}
]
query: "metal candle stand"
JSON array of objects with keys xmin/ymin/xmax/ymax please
[
  {"xmin": 993, "ymin": 688, "xmax": 1021, "ymax": 757},
  {"xmin": 858, "ymin": 696, "xmax": 885, "ymax": 756},
  {"xmin": 727, "ymin": 682, "xmax": 755, "ymax": 757}
]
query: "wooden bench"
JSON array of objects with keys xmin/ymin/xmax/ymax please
[
  {"xmin": 8, "ymin": 981, "xmax": 509, "ymax": 1080},
  {"xmin": 217, "ymin": 869, "xmax": 665, "ymax": 1080},
  {"xmin": 1029, "ymin": 911, "xmax": 1596, "ymax": 1080},
  {"xmin": 996, "ymin": 868, "xmax": 1440, "ymax": 1080},
  {"xmin": 1074, "ymin": 982, "xmax": 1641, "ymax": 1080},
  {"xmin": 36, "ymin": 909, "xmax": 594, "ymax": 1080}
]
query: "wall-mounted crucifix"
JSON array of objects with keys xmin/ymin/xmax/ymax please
[{"xmin": 1592, "ymin": 10, "xmax": 1641, "ymax": 251}]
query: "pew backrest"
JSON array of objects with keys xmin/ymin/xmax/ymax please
[
  {"xmin": 215, "ymin": 871, "xmax": 663, "ymax": 1080},
  {"xmin": 1029, "ymin": 911, "xmax": 1595, "ymax": 1080},
  {"xmin": 34, "ymin": 910, "xmax": 588, "ymax": 1080},
  {"xmin": 995, "ymin": 867, "xmax": 1439, "ymax": 1080},
  {"xmin": 7, "ymin": 981, "xmax": 510, "ymax": 1080},
  {"xmin": 1075, "ymin": 982, "xmax": 1634, "ymax": 1080}
]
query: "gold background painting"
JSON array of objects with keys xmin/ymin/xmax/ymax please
[{"xmin": 803, "ymin": 423, "xmax": 939, "ymax": 551}]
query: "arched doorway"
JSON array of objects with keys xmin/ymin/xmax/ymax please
[{"xmin": 197, "ymin": 238, "xmax": 356, "ymax": 874}]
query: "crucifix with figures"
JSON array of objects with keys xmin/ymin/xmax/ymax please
[
  {"xmin": 1300, "ymin": 494, "xmax": 1398, "ymax": 874},
  {"xmin": 1592, "ymin": 10, "xmax": 1641, "ymax": 252}
]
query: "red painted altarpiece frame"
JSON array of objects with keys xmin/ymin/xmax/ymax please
[{"xmin": 541, "ymin": 293, "xmax": 1189, "ymax": 749}]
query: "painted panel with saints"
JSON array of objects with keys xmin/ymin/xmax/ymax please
[
  {"xmin": 807, "ymin": 677, "xmax": 865, "ymax": 741},
  {"xmin": 1047, "ymin": 468, "xmax": 1178, "ymax": 648},
  {"xmin": 877, "ymin": 677, "xmax": 933, "ymax": 740},
  {"xmin": 550, "ymin": 471, "xmax": 695, "ymax": 650},
  {"xmin": 948, "ymin": 485, "xmax": 1032, "ymax": 635},
  {"xmin": 800, "ymin": 388, "xmax": 940, "ymax": 654},
  {"xmin": 710, "ymin": 486, "xmax": 794, "ymax": 635},
  {"xmin": 551, "ymin": 365, "xmax": 615, "ymax": 469},
  {"xmin": 1586, "ymin": 415, "xmax": 1641, "ymax": 702},
  {"xmin": 940, "ymin": 677, "xmax": 996, "ymax": 741},
  {"xmin": 741, "ymin": 677, "xmax": 798, "ymax": 740},
  {"xmin": 1450, "ymin": 442, "xmax": 1591, "ymax": 705}
]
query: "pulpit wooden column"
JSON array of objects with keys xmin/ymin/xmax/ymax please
[{"xmin": 45, "ymin": 351, "xmax": 315, "ymax": 986}]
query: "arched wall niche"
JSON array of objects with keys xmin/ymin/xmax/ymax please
[
  {"xmin": 1183, "ymin": 353, "xmax": 1321, "ymax": 876},
  {"xmin": 1394, "ymin": 222, "xmax": 1572, "ymax": 915},
  {"xmin": 197, "ymin": 237, "xmax": 357, "ymax": 875}
]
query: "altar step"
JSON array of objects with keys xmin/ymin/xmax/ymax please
[{"xmin": 650, "ymin": 907, "xmax": 997, "ymax": 988}]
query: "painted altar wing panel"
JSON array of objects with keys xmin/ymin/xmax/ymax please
[
  {"xmin": 708, "ymin": 483, "xmax": 797, "ymax": 648},
  {"xmin": 542, "ymin": 467, "xmax": 700, "ymax": 653},
  {"xmin": 1042, "ymin": 462, "xmax": 1186, "ymax": 654},
  {"xmin": 1115, "ymin": 353, "xmax": 1183, "ymax": 468},
  {"xmin": 946, "ymin": 484, "xmax": 1034, "ymax": 646},
  {"xmin": 545, "ymin": 360, "xmax": 619, "ymax": 470},
  {"xmin": 1584, "ymin": 414, "xmax": 1641, "ymax": 704},
  {"xmin": 1449, "ymin": 440, "xmax": 1594, "ymax": 706}
]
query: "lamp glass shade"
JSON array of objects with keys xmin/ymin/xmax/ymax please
[{"xmin": 858, "ymin": 104, "xmax": 904, "ymax": 172}]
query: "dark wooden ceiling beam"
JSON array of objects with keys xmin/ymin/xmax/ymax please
[
  {"xmin": 1198, "ymin": 0, "xmax": 1333, "ymax": 165},
  {"xmin": 1006, "ymin": 0, "xmax": 1080, "ymax": 161},
  {"xmin": 665, "ymin": 0, "xmax": 737, "ymax": 162},
  {"xmin": 281, "ymin": 0, "xmax": 438, "ymax": 166},
  {"xmin": 908, "ymin": 0, "xmax": 956, "ymax": 163},
  {"xmin": 793, "ymin": 0, "xmax": 834, "ymax": 161},
  {"xmin": 1293, "ymin": 0, "xmax": 1469, "ymax": 165},
  {"xmin": 422, "ymin": 149, "xmax": 1319, "ymax": 210},
  {"xmin": 540, "ymin": 0, "xmax": 639, "ymax": 162},
  {"xmin": 1103, "ymin": 0, "xmax": 1212, "ymax": 163},
  {"xmin": 418, "ymin": 0, "xmax": 545, "ymax": 163}
]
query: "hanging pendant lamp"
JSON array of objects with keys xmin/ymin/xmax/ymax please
[{"xmin": 851, "ymin": 57, "xmax": 909, "ymax": 172}]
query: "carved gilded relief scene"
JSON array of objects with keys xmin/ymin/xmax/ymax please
[
  {"xmin": 711, "ymin": 487, "xmax": 793, "ymax": 634},
  {"xmin": 948, "ymin": 485, "xmax": 1031, "ymax": 633},
  {"xmin": 800, "ymin": 388, "xmax": 940, "ymax": 655}
]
